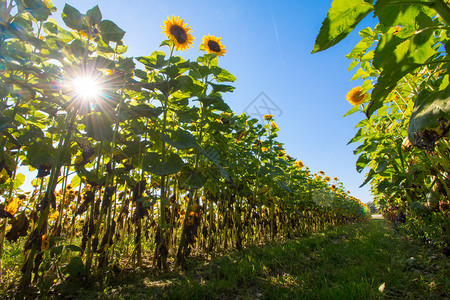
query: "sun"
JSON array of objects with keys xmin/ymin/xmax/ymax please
[{"xmin": 72, "ymin": 76, "xmax": 102, "ymax": 100}]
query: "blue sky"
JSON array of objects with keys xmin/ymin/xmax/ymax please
[{"xmin": 50, "ymin": 0, "xmax": 377, "ymax": 203}]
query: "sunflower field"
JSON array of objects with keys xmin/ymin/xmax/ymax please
[
  {"xmin": 0, "ymin": 1, "xmax": 370, "ymax": 296},
  {"xmin": 313, "ymin": 0, "xmax": 450, "ymax": 255}
]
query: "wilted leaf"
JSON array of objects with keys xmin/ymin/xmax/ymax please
[{"xmin": 6, "ymin": 212, "xmax": 29, "ymax": 242}]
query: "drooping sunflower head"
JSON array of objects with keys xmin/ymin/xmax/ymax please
[
  {"xmin": 162, "ymin": 16, "xmax": 194, "ymax": 52},
  {"xmin": 346, "ymin": 86, "xmax": 367, "ymax": 106},
  {"xmin": 201, "ymin": 34, "xmax": 226, "ymax": 57}
]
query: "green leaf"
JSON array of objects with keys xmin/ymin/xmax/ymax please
[
  {"xmin": 65, "ymin": 244, "xmax": 83, "ymax": 252},
  {"xmin": 0, "ymin": 117, "xmax": 13, "ymax": 133},
  {"xmin": 375, "ymin": 159, "xmax": 388, "ymax": 173},
  {"xmin": 343, "ymin": 104, "xmax": 360, "ymax": 117},
  {"xmin": 13, "ymin": 173, "xmax": 25, "ymax": 189},
  {"xmin": 51, "ymin": 245, "xmax": 64, "ymax": 255},
  {"xmin": 356, "ymin": 154, "xmax": 369, "ymax": 173},
  {"xmin": 408, "ymin": 86, "xmax": 450, "ymax": 151},
  {"xmin": 374, "ymin": 0, "xmax": 426, "ymax": 27},
  {"xmin": 99, "ymin": 20, "xmax": 125, "ymax": 43},
  {"xmin": 179, "ymin": 166, "xmax": 207, "ymax": 189},
  {"xmin": 83, "ymin": 113, "xmax": 114, "ymax": 141},
  {"xmin": 211, "ymin": 66, "xmax": 236, "ymax": 82},
  {"xmin": 367, "ymin": 11, "xmax": 436, "ymax": 117},
  {"xmin": 276, "ymin": 180, "xmax": 291, "ymax": 193},
  {"xmin": 70, "ymin": 175, "xmax": 81, "ymax": 188},
  {"xmin": 22, "ymin": 0, "xmax": 52, "ymax": 22},
  {"xmin": 127, "ymin": 104, "xmax": 163, "ymax": 119},
  {"xmin": 142, "ymin": 152, "xmax": 184, "ymax": 176},
  {"xmin": 62, "ymin": 4, "xmax": 84, "ymax": 31},
  {"xmin": 377, "ymin": 179, "xmax": 390, "ymax": 193},
  {"xmin": 64, "ymin": 256, "xmax": 86, "ymax": 279},
  {"xmin": 312, "ymin": 0, "xmax": 374, "ymax": 53},
  {"xmin": 137, "ymin": 51, "xmax": 167, "ymax": 70},
  {"xmin": 26, "ymin": 143, "xmax": 55, "ymax": 169},
  {"xmin": 162, "ymin": 129, "xmax": 197, "ymax": 150},
  {"xmin": 86, "ymin": 5, "xmax": 102, "ymax": 26},
  {"xmin": 197, "ymin": 145, "xmax": 230, "ymax": 180},
  {"xmin": 208, "ymin": 82, "xmax": 235, "ymax": 93},
  {"xmin": 360, "ymin": 168, "xmax": 375, "ymax": 187}
]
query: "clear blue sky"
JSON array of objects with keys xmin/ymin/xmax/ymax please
[{"xmin": 50, "ymin": 0, "xmax": 377, "ymax": 203}]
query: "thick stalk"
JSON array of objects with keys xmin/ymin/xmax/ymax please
[{"xmin": 20, "ymin": 109, "xmax": 77, "ymax": 289}]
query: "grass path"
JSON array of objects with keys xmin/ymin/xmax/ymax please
[{"xmin": 70, "ymin": 219, "xmax": 449, "ymax": 299}]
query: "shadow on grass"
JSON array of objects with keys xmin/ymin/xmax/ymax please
[{"xmin": 68, "ymin": 219, "xmax": 447, "ymax": 299}]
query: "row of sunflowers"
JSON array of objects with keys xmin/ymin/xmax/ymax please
[{"xmin": 0, "ymin": 1, "xmax": 369, "ymax": 294}]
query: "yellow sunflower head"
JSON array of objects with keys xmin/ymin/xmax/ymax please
[
  {"xmin": 295, "ymin": 160, "xmax": 305, "ymax": 169},
  {"xmin": 346, "ymin": 86, "xmax": 367, "ymax": 106},
  {"xmin": 162, "ymin": 16, "xmax": 194, "ymax": 52},
  {"xmin": 264, "ymin": 114, "xmax": 273, "ymax": 120},
  {"xmin": 324, "ymin": 176, "xmax": 331, "ymax": 182},
  {"xmin": 319, "ymin": 171, "xmax": 325, "ymax": 175},
  {"xmin": 201, "ymin": 34, "xmax": 226, "ymax": 57},
  {"xmin": 271, "ymin": 121, "xmax": 279, "ymax": 130},
  {"xmin": 331, "ymin": 184, "xmax": 336, "ymax": 190}
]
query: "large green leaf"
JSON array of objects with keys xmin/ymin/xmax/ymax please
[
  {"xmin": 162, "ymin": 129, "xmax": 197, "ymax": 150},
  {"xmin": 374, "ymin": 0, "xmax": 429, "ymax": 27},
  {"xmin": 86, "ymin": 5, "xmax": 102, "ymax": 26},
  {"xmin": 178, "ymin": 166, "xmax": 207, "ymax": 189},
  {"xmin": 366, "ymin": 12, "xmax": 437, "ymax": 117},
  {"xmin": 99, "ymin": 20, "xmax": 125, "ymax": 43},
  {"xmin": 136, "ymin": 51, "xmax": 167, "ymax": 70},
  {"xmin": 62, "ymin": 4, "xmax": 84, "ymax": 31},
  {"xmin": 312, "ymin": 0, "xmax": 374, "ymax": 53},
  {"xmin": 142, "ymin": 152, "xmax": 184, "ymax": 176},
  {"xmin": 83, "ymin": 113, "xmax": 114, "ymax": 141},
  {"xmin": 26, "ymin": 143, "xmax": 55, "ymax": 169},
  {"xmin": 408, "ymin": 86, "xmax": 450, "ymax": 151},
  {"xmin": 21, "ymin": 0, "xmax": 52, "ymax": 22},
  {"xmin": 197, "ymin": 145, "xmax": 230, "ymax": 181}
]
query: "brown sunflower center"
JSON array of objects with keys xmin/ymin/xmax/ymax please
[
  {"xmin": 170, "ymin": 25, "xmax": 188, "ymax": 43},
  {"xmin": 207, "ymin": 40, "xmax": 221, "ymax": 52}
]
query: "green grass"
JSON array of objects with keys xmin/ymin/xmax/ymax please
[{"xmin": 6, "ymin": 219, "xmax": 450, "ymax": 299}]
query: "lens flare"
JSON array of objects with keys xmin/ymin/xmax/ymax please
[{"xmin": 72, "ymin": 76, "xmax": 101, "ymax": 100}]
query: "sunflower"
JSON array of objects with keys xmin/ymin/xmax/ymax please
[
  {"xmin": 319, "ymin": 171, "xmax": 325, "ymax": 175},
  {"xmin": 295, "ymin": 160, "xmax": 305, "ymax": 169},
  {"xmin": 202, "ymin": 34, "xmax": 226, "ymax": 57},
  {"xmin": 324, "ymin": 176, "xmax": 331, "ymax": 182},
  {"xmin": 346, "ymin": 86, "xmax": 367, "ymax": 106},
  {"xmin": 333, "ymin": 177, "xmax": 338, "ymax": 181},
  {"xmin": 331, "ymin": 184, "xmax": 336, "ymax": 190},
  {"xmin": 41, "ymin": 234, "xmax": 50, "ymax": 251},
  {"xmin": 162, "ymin": 16, "xmax": 194, "ymax": 52},
  {"xmin": 264, "ymin": 114, "xmax": 273, "ymax": 120},
  {"xmin": 271, "ymin": 121, "xmax": 279, "ymax": 129}
]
